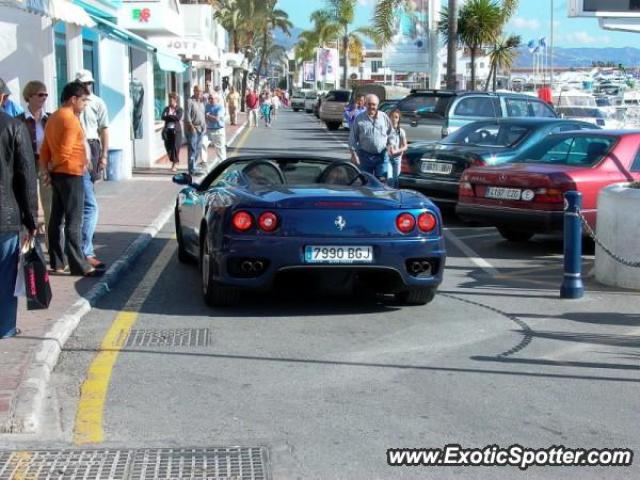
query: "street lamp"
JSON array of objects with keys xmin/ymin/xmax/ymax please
[{"xmin": 550, "ymin": 0, "xmax": 555, "ymax": 89}]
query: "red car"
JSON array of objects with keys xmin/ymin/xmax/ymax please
[{"xmin": 456, "ymin": 130, "xmax": 640, "ymax": 241}]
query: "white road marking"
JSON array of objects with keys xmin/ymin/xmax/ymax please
[
  {"xmin": 444, "ymin": 229, "xmax": 500, "ymax": 277},
  {"xmin": 455, "ymin": 232, "xmax": 500, "ymax": 241}
]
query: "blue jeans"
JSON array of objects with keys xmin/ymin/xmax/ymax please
[
  {"xmin": 357, "ymin": 149, "xmax": 389, "ymax": 180},
  {"xmin": 0, "ymin": 232, "xmax": 19, "ymax": 338},
  {"xmin": 82, "ymin": 171, "xmax": 98, "ymax": 258},
  {"xmin": 186, "ymin": 130, "xmax": 204, "ymax": 174},
  {"xmin": 388, "ymin": 156, "xmax": 401, "ymax": 188}
]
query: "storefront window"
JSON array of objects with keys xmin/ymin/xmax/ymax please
[
  {"xmin": 54, "ymin": 31, "xmax": 68, "ymax": 103},
  {"xmin": 83, "ymin": 39, "xmax": 99, "ymax": 95},
  {"xmin": 153, "ymin": 58, "xmax": 167, "ymax": 121}
]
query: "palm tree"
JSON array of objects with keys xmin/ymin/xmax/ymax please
[
  {"xmin": 439, "ymin": 0, "xmax": 518, "ymax": 89},
  {"xmin": 213, "ymin": 0, "xmax": 259, "ymax": 53},
  {"xmin": 255, "ymin": 2, "xmax": 293, "ymax": 85},
  {"xmin": 484, "ymin": 34, "xmax": 521, "ymax": 91}
]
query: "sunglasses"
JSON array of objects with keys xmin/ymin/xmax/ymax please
[{"xmin": 36, "ymin": 93, "xmax": 48, "ymax": 98}]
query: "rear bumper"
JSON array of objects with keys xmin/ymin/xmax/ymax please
[
  {"xmin": 455, "ymin": 203, "xmax": 564, "ymax": 232},
  {"xmin": 211, "ymin": 235, "xmax": 446, "ymax": 291},
  {"xmin": 399, "ymin": 175, "xmax": 460, "ymax": 203},
  {"xmin": 319, "ymin": 113, "xmax": 343, "ymax": 122}
]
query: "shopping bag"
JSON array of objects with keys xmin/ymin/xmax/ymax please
[
  {"xmin": 23, "ymin": 240, "xmax": 52, "ymax": 310},
  {"xmin": 13, "ymin": 254, "xmax": 25, "ymax": 297}
]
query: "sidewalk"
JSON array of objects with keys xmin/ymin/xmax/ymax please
[
  {"xmin": 153, "ymin": 112, "xmax": 247, "ymax": 170},
  {"xmin": 0, "ymin": 116, "xmax": 248, "ymax": 434}
]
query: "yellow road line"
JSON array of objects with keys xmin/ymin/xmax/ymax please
[
  {"xmin": 10, "ymin": 451, "xmax": 34, "ymax": 480},
  {"xmin": 230, "ymin": 122, "xmax": 252, "ymax": 152},
  {"xmin": 73, "ymin": 240, "xmax": 176, "ymax": 445}
]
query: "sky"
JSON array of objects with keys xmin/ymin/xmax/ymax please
[{"xmin": 275, "ymin": 0, "xmax": 639, "ymax": 48}]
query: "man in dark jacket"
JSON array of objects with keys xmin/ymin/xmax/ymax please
[{"xmin": 0, "ymin": 78, "xmax": 37, "ymax": 338}]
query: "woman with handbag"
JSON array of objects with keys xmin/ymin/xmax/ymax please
[{"xmin": 161, "ymin": 93, "xmax": 183, "ymax": 172}]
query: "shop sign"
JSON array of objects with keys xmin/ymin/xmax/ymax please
[{"xmin": 132, "ymin": 7, "xmax": 151, "ymax": 22}]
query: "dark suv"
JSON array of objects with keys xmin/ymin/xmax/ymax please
[{"xmin": 397, "ymin": 90, "xmax": 557, "ymax": 142}]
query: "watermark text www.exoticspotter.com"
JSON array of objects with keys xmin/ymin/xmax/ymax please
[{"xmin": 387, "ymin": 444, "xmax": 633, "ymax": 470}]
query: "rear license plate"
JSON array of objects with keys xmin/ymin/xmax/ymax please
[
  {"xmin": 485, "ymin": 187, "xmax": 522, "ymax": 200},
  {"xmin": 421, "ymin": 160, "xmax": 453, "ymax": 175},
  {"xmin": 304, "ymin": 246, "xmax": 373, "ymax": 264}
]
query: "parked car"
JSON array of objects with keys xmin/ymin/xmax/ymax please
[
  {"xmin": 456, "ymin": 130, "xmax": 640, "ymax": 241},
  {"xmin": 319, "ymin": 89, "xmax": 351, "ymax": 130},
  {"xmin": 343, "ymin": 85, "xmax": 410, "ymax": 129},
  {"xmin": 313, "ymin": 93, "xmax": 324, "ymax": 118},
  {"xmin": 399, "ymin": 118, "xmax": 599, "ymax": 204},
  {"xmin": 304, "ymin": 91, "xmax": 318, "ymax": 113},
  {"xmin": 291, "ymin": 91, "xmax": 306, "ymax": 112},
  {"xmin": 173, "ymin": 155, "xmax": 446, "ymax": 306},
  {"xmin": 396, "ymin": 90, "xmax": 558, "ymax": 143}
]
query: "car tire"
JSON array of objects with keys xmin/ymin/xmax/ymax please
[
  {"xmin": 326, "ymin": 122, "xmax": 340, "ymax": 131},
  {"xmin": 175, "ymin": 208, "xmax": 194, "ymax": 264},
  {"xmin": 293, "ymin": 108, "xmax": 299, "ymax": 112},
  {"xmin": 305, "ymin": 109, "xmax": 313, "ymax": 113},
  {"xmin": 200, "ymin": 233, "xmax": 241, "ymax": 307},
  {"xmin": 497, "ymin": 227, "xmax": 534, "ymax": 242},
  {"xmin": 395, "ymin": 287, "xmax": 436, "ymax": 306}
]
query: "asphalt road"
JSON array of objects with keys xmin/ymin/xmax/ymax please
[{"xmin": 4, "ymin": 109, "xmax": 640, "ymax": 480}]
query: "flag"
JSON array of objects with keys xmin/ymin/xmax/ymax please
[
  {"xmin": 527, "ymin": 39, "xmax": 538, "ymax": 53},
  {"xmin": 539, "ymin": 37, "xmax": 547, "ymax": 48}
]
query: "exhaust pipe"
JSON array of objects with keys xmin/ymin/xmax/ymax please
[
  {"xmin": 410, "ymin": 261, "xmax": 424, "ymax": 274},
  {"xmin": 421, "ymin": 261, "xmax": 432, "ymax": 275},
  {"xmin": 253, "ymin": 260, "xmax": 264, "ymax": 271},
  {"xmin": 241, "ymin": 260, "xmax": 255, "ymax": 273}
]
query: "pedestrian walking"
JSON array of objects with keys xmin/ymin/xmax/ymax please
[
  {"xmin": 227, "ymin": 86, "xmax": 240, "ymax": 126},
  {"xmin": 348, "ymin": 94, "xmax": 393, "ymax": 181},
  {"xmin": 16, "ymin": 81, "xmax": 51, "ymax": 233},
  {"xmin": 0, "ymin": 78, "xmax": 38, "ymax": 338},
  {"xmin": 1, "ymin": 90, "xmax": 24, "ymax": 118},
  {"xmin": 205, "ymin": 94, "xmax": 226, "ymax": 166},
  {"xmin": 185, "ymin": 85, "xmax": 206, "ymax": 175},
  {"xmin": 161, "ymin": 92, "xmax": 183, "ymax": 172},
  {"xmin": 75, "ymin": 70, "xmax": 108, "ymax": 272},
  {"xmin": 387, "ymin": 109, "xmax": 408, "ymax": 188},
  {"xmin": 39, "ymin": 82, "xmax": 100, "ymax": 277},
  {"xmin": 271, "ymin": 93, "xmax": 281, "ymax": 119},
  {"xmin": 246, "ymin": 88, "xmax": 260, "ymax": 128},
  {"xmin": 343, "ymin": 95, "xmax": 366, "ymax": 129},
  {"xmin": 283, "ymin": 90, "xmax": 290, "ymax": 108},
  {"xmin": 260, "ymin": 89, "xmax": 272, "ymax": 127}
]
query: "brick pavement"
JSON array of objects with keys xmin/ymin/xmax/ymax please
[{"xmin": 0, "ymin": 116, "xmax": 248, "ymax": 433}]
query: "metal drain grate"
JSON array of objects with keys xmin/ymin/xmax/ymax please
[
  {"xmin": 130, "ymin": 447, "xmax": 269, "ymax": 480},
  {"xmin": 0, "ymin": 449, "xmax": 133, "ymax": 480},
  {"xmin": 116, "ymin": 328, "xmax": 211, "ymax": 348},
  {"xmin": 0, "ymin": 447, "xmax": 269, "ymax": 480}
]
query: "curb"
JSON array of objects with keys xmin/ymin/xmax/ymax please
[
  {"xmin": 3, "ymin": 115, "xmax": 253, "ymax": 435},
  {"xmin": 4, "ymin": 204, "xmax": 175, "ymax": 434}
]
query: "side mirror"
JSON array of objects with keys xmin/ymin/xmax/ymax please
[{"xmin": 172, "ymin": 173, "xmax": 193, "ymax": 186}]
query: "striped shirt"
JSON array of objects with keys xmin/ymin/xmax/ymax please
[{"xmin": 349, "ymin": 110, "xmax": 393, "ymax": 154}]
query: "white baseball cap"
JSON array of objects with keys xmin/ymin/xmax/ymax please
[{"xmin": 75, "ymin": 69, "xmax": 95, "ymax": 83}]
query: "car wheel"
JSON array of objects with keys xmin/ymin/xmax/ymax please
[
  {"xmin": 293, "ymin": 108, "xmax": 299, "ymax": 112},
  {"xmin": 395, "ymin": 287, "xmax": 436, "ymax": 306},
  {"xmin": 175, "ymin": 208, "xmax": 194, "ymax": 264},
  {"xmin": 326, "ymin": 122, "xmax": 340, "ymax": 131},
  {"xmin": 200, "ymin": 233, "xmax": 240, "ymax": 307},
  {"xmin": 305, "ymin": 109, "xmax": 313, "ymax": 113},
  {"xmin": 497, "ymin": 227, "xmax": 534, "ymax": 242}
]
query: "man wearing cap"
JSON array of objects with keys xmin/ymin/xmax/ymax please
[
  {"xmin": 0, "ymin": 78, "xmax": 37, "ymax": 338},
  {"xmin": 75, "ymin": 69, "xmax": 109, "ymax": 271}
]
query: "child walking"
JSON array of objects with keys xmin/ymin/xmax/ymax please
[{"xmin": 387, "ymin": 109, "xmax": 408, "ymax": 188}]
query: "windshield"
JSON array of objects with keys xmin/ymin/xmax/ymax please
[
  {"xmin": 513, "ymin": 135, "xmax": 615, "ymax": 166},
  {"xmin": 442, "ymin": 123, "xmax": 533, "ymax": 147},
  {"xmin": 325, "ymin": 91, "xmax": 350, "ymax": 102}
]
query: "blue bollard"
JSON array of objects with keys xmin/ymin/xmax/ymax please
[{"xmin": 560, "ymin": 191, "xmax": 584, "ymax": 299}]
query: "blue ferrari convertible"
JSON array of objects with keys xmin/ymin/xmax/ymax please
[{"xmin": 173, "ymin": 156, "xmax": 446, "ymax": 307}]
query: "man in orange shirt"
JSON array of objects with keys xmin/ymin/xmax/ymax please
[{"xmin": 40, "ymin": 82, "xmax": 100, "ymax": 276}]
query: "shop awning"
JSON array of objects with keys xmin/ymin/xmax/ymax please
[
  {"xmin": 156, "ymin": 51, "xmax": 188, "ymax": 73},
  {"xmin": 0, "ymin": 0, "xmax": 95, "ymax": 26},
  {"xmin": 50, "ymin": 0, "xmax": 95, "ymax": 27},
  {"xmin": 89, "ymin": 14, "xmax": 156, "ymax": 52}
]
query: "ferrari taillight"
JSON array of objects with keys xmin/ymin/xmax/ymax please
[
  {"xmin": 232, "ymin": 211, "xmax": 253, "ymax": 231},
  {"xmin": 258, "ymin": 212, "xmax": 278, "ymax": 232},
  {"xmin": 417, "ymin": 212, "xmax": 437, "ymax": 232},
  {"xmin": 396, "ymin": 213, "xmax": 416, "ymax": 234}
]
